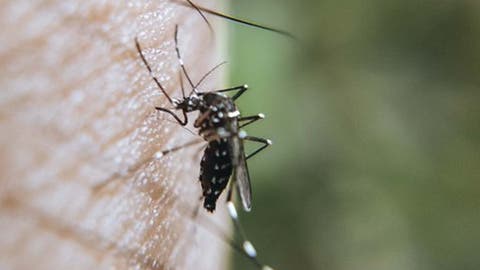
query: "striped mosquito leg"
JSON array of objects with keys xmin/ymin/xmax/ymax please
[
  {"xmin": 92, "ymin": 138, "xmax": 204, "ymax": 192},
  {"xmin": 211, "ymin": 84, "xmax": 249, "ymax": 101},
  {"xmin": 174, "ymin": 25, "xmax": 196, "ymax": 94},
  {"xmin": 226, "ymin": 199, "xmax": 274, "ymax": 270},
  {"xmin": 244, "ymin": 136, "xmax": 272, "ymax": 160},
  {"xmin": 238, "ymin": 113, "xmax": 265, "ymax": 128},
  {"xmin": 134, "ymin": 37, "xmax": 175, "ymax": 105},
  {"xmin": 173, "ymin": 194, "xmax": 272, "ymax": 270},
  {"xmin": 184, "ymin": 0, "xmax": 213, "ymax": 33},
  {"xmin": 153, "ymin": 138, "xmax": 205, "ymax": 159},
  {"xmin": 180, "ymin": 1, "xmax": 296, "ymax": 40}
]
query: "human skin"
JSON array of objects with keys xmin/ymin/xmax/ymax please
[{"xmin": 0, "ymin": 1, "xmax": 229, "ymax": 269}]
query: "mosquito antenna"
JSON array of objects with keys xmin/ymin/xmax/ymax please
[
  {"xmin": 174, "ymin": 25, "xmax": 196, "ymax": 95},
  {"xmin": 135, "ymin": 37, "xmax": 175, "ymax": 104},
  {"xmin": 194, "ymin": 61, "xmax": 227, "ymax": 90},
  {"xmin": 185, "ymin": 0, "xmax": 214, "ymax": 34},
  {"xmin": 179, "ymin": 1, "xmax": 296, "ymax": 40}
]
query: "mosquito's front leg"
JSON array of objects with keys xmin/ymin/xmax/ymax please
[
  {"xmin": 224, "ymin": 181, "xmax": 265, "ymax": 267},
  {"xmin": 135, "ymin": 37, "xmax": 176, "ymax": 105},
  {"xmin": 193, "ymin": 108, "xmax": 212, "ymax": 128},
  {"xmin": 155, "ymin": 107, "xmax": 188, "ymax": 126}
]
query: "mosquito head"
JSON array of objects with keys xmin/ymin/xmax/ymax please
[{"xmin": 175, "ymin": 94, "xmax": 201, "ymax": 112}]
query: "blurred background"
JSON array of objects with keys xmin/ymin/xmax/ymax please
[{"xmin": 224, "ymin": 1, "xmax": 480, "ymax": 269}]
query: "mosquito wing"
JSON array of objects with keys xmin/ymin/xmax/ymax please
[{"xmin": 231, "ymin": 136, "xmax": 252, "ymax": 212}]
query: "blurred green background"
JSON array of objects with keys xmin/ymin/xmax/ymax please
[{"xmin": 225, "ymin": 1, "xmax": 480, "ymax": 270}]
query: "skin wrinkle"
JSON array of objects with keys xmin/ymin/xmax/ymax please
[
  {"xmin": 0, "ymin": 13, "xmax": 207, "ymax": 116},
  {"xmin": 0, "ymin": 1, "xmax": 229, "ymax": 270},
  {"xmin": 15, "ymin": 111, "xmax": 185, "ymax": 202},
  {"xmin": 22, "ymin": 33, "xmax": 204, "ymax": 149},
  {"xmin": 7, "ymin": 31, "xmax": 198, "ymax": 192},
  {"xmin": 0, "ymin": 2, "xmax": 105, "ymax": 64},
  {"xmin": 0, "ymin": 2, "xmax": 155, "ymax": 105},
  {"xmin": 11, "ymin": 121, "xmax": 197, "ymax": 230},
  {"xmin": 0, "ymin": 60, "xmax": 117, "ymax": 117},
  {"xmin": 0, "ymin": 197, "xmax": 170, "ymax": 270},
  {"xmin": 2, "ymin": 173, "xmax": 206, "ymax": 270}
]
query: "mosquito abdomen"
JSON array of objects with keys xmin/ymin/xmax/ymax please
[{"xmin": 200, "ymin": 139, "xmax": 233, "ymax": 211}]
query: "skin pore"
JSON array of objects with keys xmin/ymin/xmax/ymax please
[{"xmin": 0, "ymin": 1, "xmax": 229, "ymax": 269}]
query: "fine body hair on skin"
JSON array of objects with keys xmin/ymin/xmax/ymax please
[{"xmin": 0, "ymin": 1, "xmax": 229, "ymax": 269}]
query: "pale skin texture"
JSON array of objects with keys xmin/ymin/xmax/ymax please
[{"xmin": 0, "ymin": 1, "xmax": 230, "ymax": 269}]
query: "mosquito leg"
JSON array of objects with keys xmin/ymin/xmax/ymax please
[
  {"xmin": 238, "ymin": 113, "xmax": 265, "ymax": 128},
  {"xmin": 184, "ymin": 201, "xmax": 202, "ymax": 244},
  {"xmin": 243, "ymin": 136, "xmax": 272, "ymax": 160},
  {"xmin": 174, "ymin": 25, "xmax": 196, "ymax": 95},
  {"xmin": 193, "ymin": 109, "xmax": 212, "ymax": 128},
  {"xmin": 208, "ymin": 84, "xmax": 249, "ymax": 100},
  {"xmin": 185, "ymin": 0, "xmax": 214, "ymax": 34},
  {"xmin": 92, "ymin": 138, "xmax": 205, "ymax": 193},
  {"xmin": 225, "ymin": 183, "xmax": 269, "ymax": 269},
  {"xmin": 155, "ymin": 106, "xmax": 188, "ymax": 126},
  {"xmin": 179, "ymin": 70, "xmax": 186, "ymax": 99},
  {"xmin": 179, "ymin": 1, "xmax": 296, "ymax": 40},
  {"xmin": 172, "ymin": 191, "xmax": 267, "ymax": 269},
  {"xmin": 156, "ymin": 138, "xmax": 205, "ymax": 158},
  {"xmin": 135, "ymin": 37, "xmax": 176, "ymax": 105},
  {"xmin": 170, "ymin": 200, "xmax": 202, "ymax": 268}
]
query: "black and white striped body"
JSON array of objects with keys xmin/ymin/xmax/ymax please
[
  {"xmin": 200, "ymin": 139, "xmax": 232, "ymax": 211},
  {"xmin": 193, "ymin": 93, "xmax": 239, "ymax": 211},
  {"xmin": 135, "ymin": 25, "xmax": 275, "ymax": 268}
]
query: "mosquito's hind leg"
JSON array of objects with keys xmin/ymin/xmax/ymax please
[
  {"xmin": 179, "ymin": 0, "xmax": 296, "ymax": 39},
  {"xmin": 184, "ymin": 0, "xmax": 213, "ymax": 34},
  {"xmin": 225, "ymin": 183, "xmax": 271, "ymax": 269}
]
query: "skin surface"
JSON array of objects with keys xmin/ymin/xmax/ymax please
[{"xmin": 0, "ymin": 1, "xmax": 229, "ymax": 269}]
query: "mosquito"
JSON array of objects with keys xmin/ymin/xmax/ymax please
[{"xmin": 135, "ymin": 25, "xmax": 273, "ymax": 268}]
